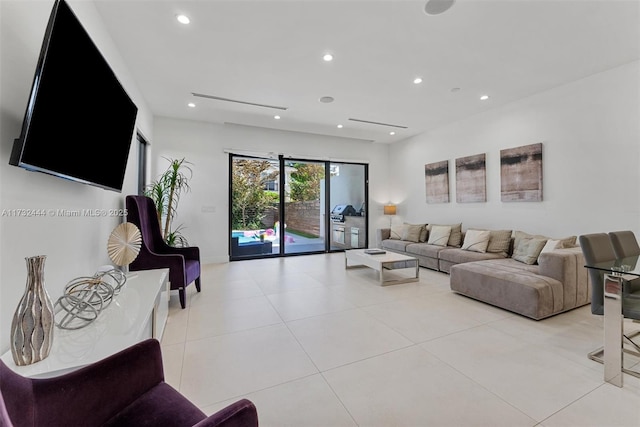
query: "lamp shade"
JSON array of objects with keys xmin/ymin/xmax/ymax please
[{"xmin": 383, "ymin": 204, "xmax": 396, "ymax": 215}]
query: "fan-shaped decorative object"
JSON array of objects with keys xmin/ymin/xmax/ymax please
[{"xmin": 107, "ymin": 222, "xmax": 141, "ymax": 266}]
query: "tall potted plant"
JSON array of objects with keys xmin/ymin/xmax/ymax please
[{"xmin": 146, "ymin": 157, "xmax": 193, "ymax": 247}]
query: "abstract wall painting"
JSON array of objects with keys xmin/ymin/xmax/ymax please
[
  {"xmin": 455, "ymin": 153, "xmax": 486, "ymax": 203},
  {"xmin": 500, "ymin": 142, "xmax": 543, "ymax": 202},
  {"xmin": 425, "ymin": 160, "xmax": 450, "ymax": 203}
]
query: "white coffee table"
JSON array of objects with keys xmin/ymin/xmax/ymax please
[{"xmin": 345, "ymin": 249, "xmax": 419, "ymax": 285}]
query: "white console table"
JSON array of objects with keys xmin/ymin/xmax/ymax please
[{"xmin": 1, "ymin": 268, "xmax": 169, "ymax": 378}]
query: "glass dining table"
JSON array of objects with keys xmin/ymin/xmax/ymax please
[{"xmin": 585, "ymin": 256, "xmax": 640, "ymax": 387}]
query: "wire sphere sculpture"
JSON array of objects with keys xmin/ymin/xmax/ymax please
[{"xmin": 54, "ymin": 267, "xmax": 127, "ymax": 330}]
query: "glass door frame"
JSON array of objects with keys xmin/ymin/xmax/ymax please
[{"xmin": 228, "ymin": 153, "xmax": 369, "ymax": 261}]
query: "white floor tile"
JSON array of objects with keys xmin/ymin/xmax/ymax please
[
  {"xmin": 160, "ymin": 342, "xmax": 184, "ymax": 388},
  {"xmin": 255, "ymin": 272, "xmax": 327, "ymax": 295},
  {"xmin": 421, "ymin": 324, "xmax": 604, "ymax": 422},
  {"xmin": 186, "ymin": 295, "xmax": 283, "ymax": 340},
  {"xmin": 323, "ymin": 346, "xmax": 537, "ymax": 427},
  {"xmin": 362, "ymin": 291, "xmax": 512, "ymax": 343},
  {"xmin": 540, "ymin": 380, "xmax": 640, "ymax": 427},
  {"xmin": 287, "ymin": 309, "xmax": 414, "ymax": 371},
  {"xmin": 190, "ymin": 278, "xmax": 264, "ymax": 305},
  {"xmin": 164, "ymin": 255, "xmax": 640, "ymax": 427},
  {"xmin": 161, "ymin": 304, "xmax": 190, "ymax": 345},
  {"xmin": 203, "ymin": 374, "xmax": 357, "ymax": 427},
  {"xmin": 266, "ymin": 287, "xmax": 356, "ymax": 321},
  {"xmin": 179, "ymin": 324, "xmax": 318, "ymax": 408}
]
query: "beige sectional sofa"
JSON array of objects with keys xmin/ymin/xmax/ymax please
[{"xmin": 376, "ymin": 224, "xmax": 590, "ymax": 320}]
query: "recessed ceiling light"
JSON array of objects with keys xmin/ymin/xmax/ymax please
[
  {"xmin": 413, "ymin": 77, "xmax": 423, "ymax": 84},
  {"xmin": 274, "ymin": 115, "xmax": 281, "ymax": 120},
  {"xmin": 450, "ymin": 87, "xmax": 461, "ymax": 92},
  {"xmin": 323, "ymin": 53, "xmax": 333, "ymax": 62},
  {"xmin": 187, "ymin": 102, "xmax": 195, "ymax": 108},
  {"xmin": 176, "ymin": 14, "xmax": 190, "ymax": 24},
  {"xmin": 319, "ymin": 96, "xmax": 334, "ymax": 103},
  {"xmin": 337, "ymin": 124, "xmax": 343, "ymax": 129},
  {"xmin": 480, "ymin": 95, "xmax": 490, "ymax": 101},
  {"xmin": 424, "ymin": 0, "xmax": 456, "ymax": 16},
  {"xmin": 389, "ymin": 131, "xmax": 396, "ymax": 136}
]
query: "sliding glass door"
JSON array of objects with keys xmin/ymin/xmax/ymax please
[
  {"xmin": 328, "ymin": 162, "xmax": 367, "ymax": 251},
  {"xmin": 230, "ymin": 155, "xmax": 280, "ymax": 259},
  {"xmin": 282, "ymin": 159, "xmax": 327, "ymax": 254},
  {"xmin": 229, "ymin": 154, "xmax": 368, "ymax": 260}
]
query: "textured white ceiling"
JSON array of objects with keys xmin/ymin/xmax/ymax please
[{"xmin": 93, "ymin": 0, "xmax": 640, "ymax": 144}]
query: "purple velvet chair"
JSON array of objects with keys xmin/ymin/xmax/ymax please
[
  {"xmin": 126, "ymin": 195, "xmax": 201, "ymax": 309},
  {"xmin": 0, "ymin": 339, "xmax": 258, "ymax": 427}
]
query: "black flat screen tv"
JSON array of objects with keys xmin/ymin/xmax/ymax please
[{"xmin": 9, "ymin": 0, "xmax": 138, "ymax": 193}]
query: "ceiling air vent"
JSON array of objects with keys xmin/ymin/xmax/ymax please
[
  {"xmin": 191, "ymin": 92, "xmax": 288, "ymax": 110},
  {"xmin": 348, "ymin": 118, "xmax": 408, "ymax": 129}
]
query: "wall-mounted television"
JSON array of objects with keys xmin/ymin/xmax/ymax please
[{"xmin": 9, "ymin": 0, "xmax": 138, "ymax": 193}]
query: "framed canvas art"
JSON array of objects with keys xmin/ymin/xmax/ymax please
[
  {"xmin": 425, "ymin": 160, "xmax": 450, "ymax": 203},
  {"xmin": 500, "ymin": 142, "xmax": 543, "ymax": 202},
  {"xmin": 456, "ymin": 153, "xmax": 486, "ymax": 203}
]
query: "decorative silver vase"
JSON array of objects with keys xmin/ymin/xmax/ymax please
[{"xmin": 10, "ymin": 255, "xmax": 55, "ymax": 366}]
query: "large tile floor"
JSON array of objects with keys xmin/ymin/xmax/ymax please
[{"xmin": 161, "ymin": 253, "xmax": 640, "ymax": 427}]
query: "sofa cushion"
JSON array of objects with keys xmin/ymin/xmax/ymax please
[
  {"xmin": 438, "ymin": 248, "xmax": 507, "ymax": 264},
  {"xmin": 419, "ymin": 225, "xmax": 429, "ymax": 242},
  {"xmin": 428, "ymin": 223, "xmax": 462, "ymax": 247},
  {"xmin": 537, "ymin": 239, "xmax": 560, "ymax": 263},
  {"xmin": 488, "ymin": 230, "xmax": 513, "ymax": 254},
  {"xmin": 461, "ymin": 229, "xmax": 491, "ymax": 253},
  {"xmin": 513, "ymin": 237, "xmax": 547, "ymax": 265},
  {"xmin": 381, "ymin": 239, "xmax": 412, "ymax": 252},
  {"xmin": 514, "ymin": 230, "xmax": 576, "ymax": 249},
  {"xmin": 427, "ymin": 225, "xmax": 451, "ymax": 246},
  {"xmin": 469, "ymin": 228, "xmax": 512, "ymax": 254},
  {"xmin": 449, "ymin": 259, "xmax": 562, "ymax": 320},
  {"xmin": 402, "ymin": 223, "xmax": 424, "ymax": 243},
  {"xmin": 405, "ymin": 243, "xmax": 446, "ymax": 258},
  {"xmin": 389, "ymin": 224, "xmax": 406, "ymax": 240}
]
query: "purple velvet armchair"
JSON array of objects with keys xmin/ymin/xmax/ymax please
[
  {"xmin": 126, "ymin": 195, "xmax": 201, "ymax": 309},
  {"xmin": 0, "ymin": 339, "xmax": 258, "ymax": 427}
]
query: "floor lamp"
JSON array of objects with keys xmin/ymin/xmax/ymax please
[{"xmin": 383, "ymin": 204, "xmax": 396, "ymax": 228}]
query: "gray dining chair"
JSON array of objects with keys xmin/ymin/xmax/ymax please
[
  {"xmin": 579, "ymin": 233, "xmax": 640, "ymax": 376},
  {"xmin": 609, "ymin": 230, "xmax": 640, "ymax": 259},
  {"xmin": 608, "ymin": 230, "xmax": 640, "ymax": 295}
]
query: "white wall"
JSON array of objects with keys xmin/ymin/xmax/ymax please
[
  {"xmin": 330, "ymin": 163, "xmax": 366, "ymax": 210},
  {"xmin": 0, "ymin": 0, "xmax": 153, "ymax": 353},
  {"xmin": 152, "ymin": 119, "xmax": 391, "ymax": 263},
  {"xmin": 387, "ymin": 61, "xmax": 640, "ymax": 239}
]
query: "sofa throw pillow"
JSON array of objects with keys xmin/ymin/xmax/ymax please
[
  {"xmin": 469, "ymin": 228, "xmax": 512, "ymax": 254},
  {"xmin": 537, "ymin": 239, "xmax": 560, "ymax": 263},
  {"xmin": 447, "ymin": 223, "xmax": 463, "ymax": 247},
  {"xmin": 389, "ymin": 224, "xmax": 406, "ymax": 240},
  {"xmin": 514, "ymin": 231, "xmax": 577, "ymax": 250},
  {"xmin": 513, "ymin": 237, "xmax": 547, "ymax": 265},
  {"xmin": 419, "ymin": 224, "xmax": 429, "ymax": 242},
  {"xmin": 427, "ymin": 225, "xmax": 452, "ymax": 246},
  {"xmin": 557, "ymin": 236, "xmax": 577, "ymax": 248},
  {"xmin": 402, "ymin": 224, "xmax": 424, "ymax": 243},
  {"xmin": 487, "ymin": 230, "xmax": 512, "ymax": 254},
  {"xmin": 428, "ymin": 223, "xmax": 462, "ymax": 247},
  {"xmin": 461, "ymin": 229, "xmax": 491, "ymax": 253}
]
